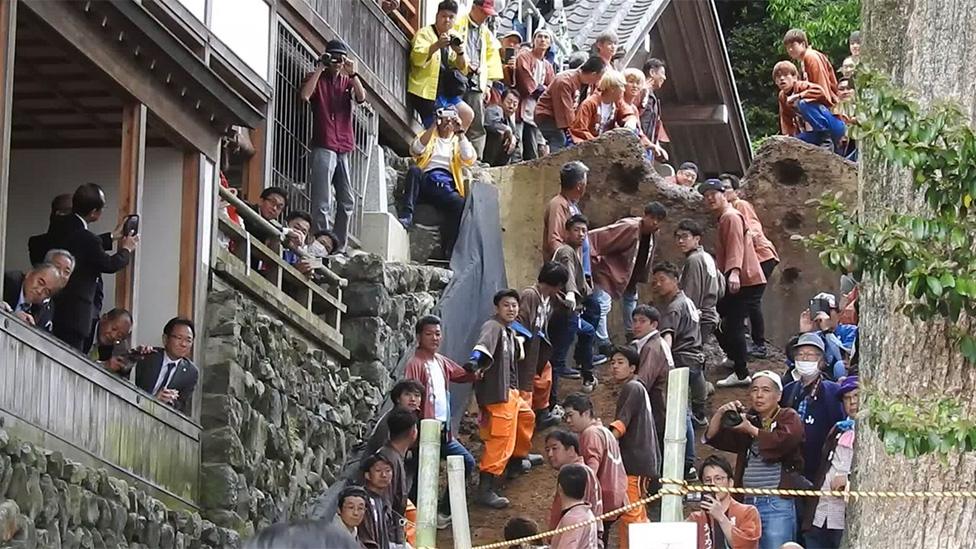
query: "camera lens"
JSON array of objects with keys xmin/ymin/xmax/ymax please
[{"xmin": 720, "ymin": 409, "xmax": 744, "ymax": 429}]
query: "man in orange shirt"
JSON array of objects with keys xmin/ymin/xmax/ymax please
[
  {"xmin": 698, "ymin": 179, "xmax": 766, "ymax": 388},
  {"xmin": 720, "ymin": 173, "xmax": 778, "ymax": 359},
  {"xmin": 534, "ymin": 57, "xmax": 606, "ymax": 152},
  {"xmin": 773, "ymin": 61, "xmax": 846, "ymax": 151},
  {"xmin": 783, "ymin": 29, "xmax": 838, "ymax": 106}
]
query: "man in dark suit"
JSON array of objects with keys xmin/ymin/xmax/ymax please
[
  {"xmin": 49, "ymin": 183, "xmax": 139, "ymax": 351},
  {"xmin": 2, "ymin": 263, "xmax": 65, "ymax": 332},
  {"xmin": 27, "ymin": 193, "xmax": 73, "ymax": 265},
  {"xmin": 134, "ymin": 317, "xmax": 199, "ymax": 414}
]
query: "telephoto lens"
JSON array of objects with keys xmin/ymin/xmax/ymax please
[{"xmin": 720, "ymin": 409, "xmax": 744, "ymax": 429}]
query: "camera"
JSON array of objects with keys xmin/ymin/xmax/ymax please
[
  {"xmin": 435, "ymin": 108, "xmax": 459, "ymax": 122},
  {"xmin": 319, "ymin": 53, "xmax": 344, "ymax": 66},
  {"xmin": 449, "ymin": 34, "xmax": 463, "ymax": 48},
  {"xmin": 720, "ymin": 406, "xmax": 760, "ymax": 429}
]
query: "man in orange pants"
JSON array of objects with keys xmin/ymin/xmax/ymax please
[
  {"xmin": 517, "ymin": 261, "xmax": 570, "ymax": 430},
  {"xmin": 466, "ymin": 289, "xmax": 536, "ymax": 509}
]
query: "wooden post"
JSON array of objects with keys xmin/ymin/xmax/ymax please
[
  {"xmin": 661, "ymin": 367, "xmax": 689, "ymax": 522},
  {"xmin": 241, "ymin": 123, "xmax": 266, "ymax": 202},
  {"xmin": 0, "ymin": 0, "xmax": 17, "ymax": 290},
  {"xmin": 178, "ymin": 151, "xmax": 201, "ymax": 320},
  {"xmin": 415, "ymin": 419, "xmax": 442, "ymax": 548},
  {"xmin": 116, "ymin": 102, "xmax": 147, "ymax": 325},
  {"xmin": 447, "ymin": 455, "xmax": 472, "ymax": 549}
]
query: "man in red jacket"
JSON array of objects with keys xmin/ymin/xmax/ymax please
[{"xmin": 773, "ymin": 60, "xmax": 846, "ymax": 151}]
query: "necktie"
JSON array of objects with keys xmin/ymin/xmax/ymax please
[
  {"xmin": 17, "ymin": 302, "xmax": 30, "ymax": 313},
  {"xmin": 155, "ymin": 361, "xmax": 177, "ymax": 395}
]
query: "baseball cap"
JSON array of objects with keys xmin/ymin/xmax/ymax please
[
  {"xmin": 812, "ymin": 292, "xmax": 838, "ymax": 309},
  {"xmin": 473, "ymin": 0, "xmax": 497, "ymax": 16},
  {"xmin": 793, "ymin": 332, "xmax": 826, "ymax": 353},
  {"xmin": 697, "ymin": 179, "xmax": 725, "ymax": 195},
  {"xmin": 499, "ymin": 30, "xmax": 522, "ymax": 41},
  {"xmin": 325, "ymin": 39, "xmax": 349, "ymax": 56},
  {"xmin": 752, "ymin": 370, "xmax": 783, "ymax": 392},
  {"xmin": 838, "ymin": 375, "xmax": 859, "ymax": 395}
]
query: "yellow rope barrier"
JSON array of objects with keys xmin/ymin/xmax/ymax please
[{"xmin": 468, "ymin": 478, "xmax": 976, "ymax": 549}]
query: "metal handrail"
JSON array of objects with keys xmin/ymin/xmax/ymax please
[{"xmin": 216, "ymin": 184, "xmax": 345, "ymax": 287}]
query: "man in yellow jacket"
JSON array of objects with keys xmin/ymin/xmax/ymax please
[
  {"xmin": 453, "ymin": 0, "xmax": 504, "ymax": 158},
  {"xmin": 407, "ymin": 1, "xmax": 473, "ymax": 129}
]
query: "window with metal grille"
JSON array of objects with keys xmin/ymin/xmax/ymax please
[{"xmin": 271, "ymin": 23, "xmax": 378, "ymax": 241}]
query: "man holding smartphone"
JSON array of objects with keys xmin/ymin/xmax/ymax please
[
  {"xmin": 687, "ymin": 455, "xmax": 761, "ymax": 549},
  {"xmin": 300, "ymin": 39, "xmax": 366, "ymax": 255}
]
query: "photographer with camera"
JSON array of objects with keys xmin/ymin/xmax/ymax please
[
  {"xmin": 453, "ymin": 0, "xmax": 504, "ymax": 158},
  {"xmin": 300, "ymin": 39, "xmax": 365, "ymax": 255},
  {"xmin": 687, "ymin": 454, "xmax": 762, "ymax": 549},
  {"xmin": 399, "ymin": 105, "xmax": 475, "ymax": 258},
  {"xmin": 786, "ymin": 292, "xmax": 856, "ymax": 381},
  {"xmin": 407, "ymin": 1, "xmax": 474, "ymax": 130},
  {"xmin": 705, "ymin": 371, "xmax": 805, "ymax": 549}
]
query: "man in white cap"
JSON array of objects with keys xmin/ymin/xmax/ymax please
[{"xmin": 705, "ymin": 370, "xmax": 805, "ymax": 549}]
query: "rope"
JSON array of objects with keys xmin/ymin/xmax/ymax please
[{"xmin": 468, "ymin": 478, "xmax": 976, "ymax": 549}]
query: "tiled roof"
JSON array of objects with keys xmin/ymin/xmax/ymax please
[{"xmin": 564, "ymin": 0, "xmax": 669, "ymax": 60}]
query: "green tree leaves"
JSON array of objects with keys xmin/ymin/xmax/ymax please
[
  {"xmin": 869, "ymin": 394, "xmax": 976, "ymax": 458},
  {"xmin": 768, "ymin": 0, "xmax": 861, "ymax": 54}
]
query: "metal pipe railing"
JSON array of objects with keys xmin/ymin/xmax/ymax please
[{"xmin": 216, "ymin": 184, "xmax": 345, "ymax": 287}]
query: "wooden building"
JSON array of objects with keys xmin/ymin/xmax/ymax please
[{"xmin": 0, "ymin": 0, "xmax": 423, "ymax": 511}]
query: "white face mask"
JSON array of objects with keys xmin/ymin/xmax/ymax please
[{"xmin": 795, "ymin": 360, "xmax": 820, "ymax": 377}]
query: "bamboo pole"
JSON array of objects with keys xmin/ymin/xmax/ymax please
[
  {"xmin": 415, "ymin": 419, "xmax": 442, "ymax": 548},
  {"xmin": 447, "ymin": 455, "xmax": 472, "ymax": 549},
  {"xmin": 661, "ymin": 367, "xmax": 689, "ymax": 522}
]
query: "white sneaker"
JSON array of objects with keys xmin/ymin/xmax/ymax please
[
  {"xmin": 437, "ymin": 513, "xmax": 452, "ymax": 530},
  {"xmin": 716, "ymin": 373, "xmax": 751, "ymax": 387},
  {"xmin": 582, "ymin": 378, "xmax": 599, "ymax": 393}
]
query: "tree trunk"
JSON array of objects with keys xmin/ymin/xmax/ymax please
[{"xmin": 848, "ymin": 0, "xmax": 976, "ymax": 546}]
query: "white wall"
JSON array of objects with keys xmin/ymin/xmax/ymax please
[{"xmin": 6, "ymin": 148, "xmax": 184, "ymax": 345}]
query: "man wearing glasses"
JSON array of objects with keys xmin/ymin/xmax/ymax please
[
  {"xmin": 687, "ymin": 454, "xmax": 761, "ymax": 549},
  {"xmin": 134, "ymin": 317, "xmax": 199, "ymax": 414}
]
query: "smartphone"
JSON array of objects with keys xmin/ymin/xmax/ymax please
[
  {"xmin": 809, "ymin": 297, "xmax": 832, "ymax": 317},
  {"xmin": 122, "ymin": 214, "xmax": 140, "ymax": 237},
  {"xmin": 503, "ymin": 47, "xmax": 516, "ymax": 63}
]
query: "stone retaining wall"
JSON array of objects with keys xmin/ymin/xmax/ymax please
[{"xmin": 0, "ymin": 422, "xmax": 237, "ymax": 549}]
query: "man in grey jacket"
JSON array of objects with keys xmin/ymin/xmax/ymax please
[{"xmin": 674, "ymin": 219, "xmax": 724, "ymax": 344}]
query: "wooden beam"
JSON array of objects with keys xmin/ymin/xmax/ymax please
[
  {"xmin": 178, "ymin": 151, "xmax": 200, "ymax": 319},
  {"xmin": 241, "ymin": 123, "xmax": 265, "ymax": 201},
  {"xmin": 115, "ymin": 102, "xmax": 146, "ymax": 326},
  {"xmin": 21, "ymin": 0, "xmax": 221, "ymax": 160},
  {"xmin": 0, "ymin": 0, "xmax": 16, "ymax": 291},
  {"xmin": 662, "ymin": 104, "xmax": 729, "ymax": 126}
]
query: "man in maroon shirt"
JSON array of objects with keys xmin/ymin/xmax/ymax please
[{"xmin": 300, "ymin": 40, "xmax": 366, "ymax": 254}]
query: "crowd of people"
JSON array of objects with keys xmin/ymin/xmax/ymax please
[
  {"xmin": 324, "ymin": 149, "xmax": 860, "ymax": 549},
  {"xmin": 4, "ymin": 185, "xmax": 200, "ymax": 414}
]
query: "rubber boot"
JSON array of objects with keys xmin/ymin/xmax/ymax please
[
  {"xmin": 526, "ymin": 453, "xmax": 545, "ymax": 467},
  {"xmin": 535, "ymin": 409, "xmax": 559, "ymax": 430},
  {"xmin": 476, "ymin": 472, "xmax": 509, "ymax": 509},
  {"xmin": 505, "ymin": 458, "xmax": 530, "ymax": 479}
]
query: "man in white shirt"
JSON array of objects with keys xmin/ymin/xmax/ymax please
[
  {"xmin": 403, "ymin": 315, "xmax": 478, "ymax": 527},
  {"xmin": 399, "ymin": 106, "xmax": 477, "ymax": 258},
  {"xmin": 134, "ymin": 317, "xmax": 199, "ymax": 414}
]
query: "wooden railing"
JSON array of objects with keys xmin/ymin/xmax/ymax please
[
  {"xmin": 214, "ymin": 185, "xmax": 349, "ymax": 358},
  {"xmin": 389, "ymin": 0, "xmax": 421, "ymax": 39},
  {"xmin": 0, "ymin": 314, "xmax": 201, "ymax": 508}
]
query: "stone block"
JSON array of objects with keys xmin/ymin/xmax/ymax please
[
  {"xmin": 340, "ymin": 317, "xmax": 390, "ymax": 362},
  {"xmin": 200, "ymin": 395, "xmax": 244, "ymax": 431},
  {"xmin": 198, "ymin": 465, "xmax": 240, "ymax": 510},
  {"xmin": 202, "ymin": 361, "xmax": 246, "ymax": 399},
  {"xmin": 343, "ymin": 283, "xmax": 390, "ymax": 317},
  {"xmin": 358, "ymin": 212, "xmax": 410, "ymax": 263},
  {"xmin": 347, "ymin": 362, "xmax": 392, "ymax": 393},
  {"xmin": 0, "ymin": 499, "xmax": 19, "ymax": 542},
  {"xmin": 332, "ymin": 253, "xmax": 386, "ymax": 284},
  {"xmin": 201, "ymin": 428, "xmax": 246, "ymax": 469},
  {"xmin": 6, "ymin": 464, "xmax": 42, "ymax": 520},
  {"xmin": 253, "ymin": 390, "xmax": 283, "ymax": 428}
]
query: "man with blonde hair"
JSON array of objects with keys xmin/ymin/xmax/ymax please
[
  {"xmin": 773, "ymin": 60, "xmax": 845, "ymax": 150},
  {"xmin": 569, "ymin": 70, "xmax": 626, "ymax": 143}
]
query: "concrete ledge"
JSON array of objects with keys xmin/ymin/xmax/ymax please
[{"xmin": 359, "ymin": 211, "xmax": 410, "ymax": 263}]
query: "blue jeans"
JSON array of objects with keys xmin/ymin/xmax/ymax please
[
  {"xmin": 795, "ymin": 100, "xmax": 846, "ymax": 147},
  {"xmin": 592, "ymin": 287, "xmax": 638, "ymax": 341},
  {"xmin": 401, "ymin": 167, "xmax": 465, "ymax": 257},
  {"xmin": 746, "ymin": 496, "xmax": 797, "ymax": 549},
  {"xmin": 309, "ymin": 148, "xmax": 353, "ymax": 251},
  {"xmin": 537, "ymin": 117, "xmax": 568, "ymax": 152},
  {"xmin": 442, "ymin": 437, "xmax": 475, "ymax": 476},
  {"xmin": 549, "ymin": 308, "xmax": 596, "ymax": 382}
]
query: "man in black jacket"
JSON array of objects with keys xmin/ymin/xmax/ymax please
[
  {"xmin": 134, "ymin": 317, "xmax": 199, "ymax": 414},
  {"xmin": 49, "ymin": 183, "xmax": 138, "ymax": 351},
  {"xmin": 2, "ymin": 263, "xmax": 65, "ymax": 331},
  {"xmin": 27, "ymin": 193, "xmax": 73, "ymax": 265}
]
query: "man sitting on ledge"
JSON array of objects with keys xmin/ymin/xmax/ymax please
[
  {"xmin": 134, "ymin": 317, "xmax": 199, "ymax": 414},
  {"xmin": 399, "ymin": 105, "xmax": 476, "ymax": 259}
]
